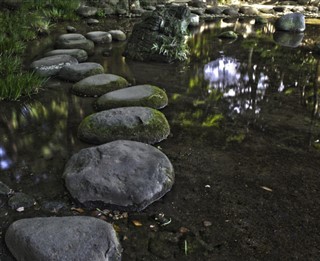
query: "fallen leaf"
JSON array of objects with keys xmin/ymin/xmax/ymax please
[
  {"xmin": 261, "ymin": 186, "xmax": 273, "ymax": 192},
  {"xmin": 179, "ymin": 227, "xmax": 190, "ymax": 233},
  {"xmin": 132, "ymin": 220, "xmax": 143, "ymax": 227}
]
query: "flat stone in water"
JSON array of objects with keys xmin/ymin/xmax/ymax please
[
  {"xmin": 8, "ymin": 193, "xmax": 35, "ymax": 210},
  {"xmin": 78, "ymin": 107, "xmax": 170, "ymax": 144},
  {"xmin": 72, "ymin": 73, "xmax": 129, "ymax": 97},
  {"xmin": 58, "ymin": 62, "xmax": 104, "ymax": 82},
  {"xmin": 63, "ymin": 140, "xmax": 174, "ymax": 211},
  {"xmin": 95, "ymin": 84, "xmax": 168, "ymax": 110},
  {"xmin": 30, "ymin": 55, "xmax": 78, "ymax": 77},
  {"xmin": 5, "ymin": 216, "xmax": 121, "ymax": 261},
  {"xmin": 86, "ymin": 31, "xmax": 112, "ymax": 44},
  {"xmin": 44, "ymin": 49, "xmax": 88, "ymax": 62},
  {"xmin": 55, "ymin": 33, "xmax": 95, "ymax": 55}
]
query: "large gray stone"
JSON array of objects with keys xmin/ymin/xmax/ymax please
[
  {"xmin": 58, "ymin": 62, "xmax": 104, "ymax": 82},
  {"xmin": 76, "ymin": 6, "xmax": 98, "ymax": 17},
  {"xmin": 63, "ymin": 140, "xmax": 174, "ymax": 211},
  {"xmin": 275, "ymin": 13, "xmax": 305, "ymax": 32},
  {"xmin": 95, "ymin": 84, "xmax": 168, "ymax": 111},
  {"xmin": 78, "ymin": 107, "xmax": 170, "ymax": 144},
  {"xmin": 55, "ymin": 34, "xmax": 95, "ymax": 55},
  {"xmin": 72, "ymin": 73, "xmax": 129, "ymax": 97},
  {"xmin": 5, "ymin": 216, "xmax": 121, "ymax": 261},
  {"xmin": 30, "ymin": 55, "xmax": 78, "ymax": 77},
  {"xmin": 44, "ymin": 49, "xmax": 88, "ymax": 62},
  {"xmin": 86, "ymin": 31, "xmax": 112, "ymax": 44}
]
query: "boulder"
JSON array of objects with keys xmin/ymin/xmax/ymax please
[
  {"xmin": 55, "ymin": 34, "xmax": 95, "ymax": 55},
  {"xmin": 76, "ymin": 6, "xmax": 98, "ymax": 17},
  {"xmin": 95, "ymin": 84, "xmax": 168, "ymax": 110},
  {"xmin": 44, "ymin": 49, "xmax": 88, "ymax": 62},
  {"xmin": 124, "ymin": 5, "xmax": 191, "ymax": 62},
  {"xmin": 72, "ymin": 74, "xmax": 129, "ymax": 97},
  {"xmin": 63, "ymin": 140, "xmax": 174, "ymax": 211},
  {"xmin": 58, "ymin": 63, "xmax": 104, "ymax": 82},
  {"xmin": 86, "ymin": 31, "xmax": 112, "ymax": 44},
  {"xmin": 78, "ymin": 107, "xmax": 170, "ymax": 144},
  {"xmin": 5, "ymin": 216, "xmax": 121, "ymax": 261},
  {"xmin": 30, "ymin": 55, "xmax": 78, "ymax": 77},
  {"xmin": 273, "ymin": 31, "xmax": 304, "ymax": 47},
  {"xmin": 275, "ymin": 13, "xmax": 305, "ymax": 32},
  {"xmin": 108, "ymin": 30, "xmax": 127, "ymax": 41}
]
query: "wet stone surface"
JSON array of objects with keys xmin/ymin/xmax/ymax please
[
  {"xmin": 58, "ymin": 62, "xmax": 104, "ymax": 82},
  {"xmin": 63, "ymin": 140, "xmax": 174, "ymax": 211},
  {"xmin": 44, "ymin": 49, "xmax": 88, "ymax": 62}
]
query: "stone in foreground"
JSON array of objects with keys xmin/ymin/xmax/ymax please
[
  {"xmin": 5, "ymin": 216, "xmax": 121, "ymax": 261},
  {"xmin": 55, "ymin": 33, "xmax": 95, "ymax": 55},
  {"xmin": 78, "ymin": 107, "xmax": 170, "ymax": 144},
  {"xmin": 275, "ymin": 13, "xmax": 305, "ymax": 32},
  {"xmin": 30, "ymin": 55, "xmax": 78, "ymax": 77},
  {"xmin": 72, "ymin": 73, "xmax": 129, "ymax": 97},
  {"xmin": 58, "ymin": 62, "xmax": 104, "ymax": 82},
  {"xmin": 44, "ymin": 49, "xmax": 88, "ymax": 62},
  {"xmin": 63, "ymin": 140, "xmax": 174, "ymax": 211},
  {"xmin": 95, "ymin": 84, "xmax": 168, "ymax": 111}
]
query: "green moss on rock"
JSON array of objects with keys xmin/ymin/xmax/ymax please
[{"xmin": 78, "ymin": 107, "xmax": 170, "ymax": 144}]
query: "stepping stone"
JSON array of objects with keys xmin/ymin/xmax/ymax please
[
  {"xmin": 30, "ymin": 55, "xmax": 78, "ymax": 77},
  {"xmin": 5, "ymin": 216, "xmax": 121, "ymax": 261},
  {"xmin": 58, "ymin": 62, "xmax": 104, "ymax": 82},
  {"xmin": 86, "ymin": 31, "xmax": 112, "ymax": 44},
  {"xmin": 44, "ymin": 49, "xmax": 88, "ymax": 62},
  {"xmin": 108, "ymin": 30, "xmax": 126, "ymax": 41},
  {"xmin": 63, "ymin": 140, "xmax": 174, "ymax": 211},
  {"xmin": 275, "ymin": 13, "xmax": 305, "ymax": 32},
  {"xmin": 78, "ymin": 107, "xmax": 170, "ymax": 144},
  {"xmin": 76, "ymin": 6, "xmax": 98, "ymax": 17},
  {"xmin": 55, "ymin": 33, "xmax": 95, "ymax": 55},
  {"xmin": 72, "ymin": 74, "xmax": 129, "ymax": 97},
  {"xmin": 95, "ymin": 84, "xmax": 168, "ymax": 111}
]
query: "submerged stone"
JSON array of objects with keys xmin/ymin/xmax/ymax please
[
  {"xmin": 63, "ymin": 140, "xmax": 174, "ymax": 211},
  {"xmin": 86, "ymin": 31, "xmax": 112, "ymax": 44},
  {"xmin": 44, "ymin": 49, "xmax": 88, "ymax": 62},
  {"xmin": 58, "ymin": 62, "xmax": 104, "ymax": 82},
  {"xmin": 55, "ymin": 33, "xmax": 95, "ymax": 55},
  {"xmin": 78, "ymin": 107, "xmax": 170, "ymax": 144},
  {"xmin": 30, "ymin": 55, "xmax": 78, "ymax": 77},
  {"xmin": 95, "ymin": 84, "xmax": 168, "ymax": 111},
  {"xmin": 275, "ymin": 13, "xmax": 305, "ymax": 32},
  {"xmin": 5, "ymin": 216, "xmax": 121, "ymax": 261},
  {"xmin": 8, "ymin": 193, "xmax": 35, "ymax": 210},
  {"xmin": 72, "ymin": 73, "xmax": 129, "ymax": 97}
]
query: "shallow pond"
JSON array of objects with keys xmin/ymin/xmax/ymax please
[{"xmin": 1, "ymin": 17, "xmax": 320, "ymax": 260}]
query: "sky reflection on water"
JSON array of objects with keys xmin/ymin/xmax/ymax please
[{"xmin": 0, "ymin": 146, "xmax": 12, "ymax": 170}]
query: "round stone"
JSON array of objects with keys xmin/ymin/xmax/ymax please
[
  {"xmin": 86, "ymin": 31, "xmax": 112, "ymax": 44},
  {"xmin": 72, "ymin": 74, "xmax": 129, "ymax": 97},
  {"xmin": 78, "ymin": 107, "xmax": 170, "ymax": 144},
  {"xmin": 108, "ymin": 30, "xmax": 126, "ymax": 41},
  {"xmin": 5, "ymin": 216, "xmax": 121, "ymax": 261},
  {"xmin": 275, "ymin": 13, "xmax": 305, "ymax": 32},
  {"xmin": 55, "ymin": 34, "xmax": 95, "ymax": 55},
  {"xmin": 30, "ymin": 55, "xmax": 78, "ymax": 77},
  {"xmin": 95, "ymin": 84, "xmax": 168, "ymax": 111},
  {"xmin": 63, "ymin": 140, "xmax": 174, "ymax": 211},
  {"xmin": 58, "ymin": 62, "xmax": 104, "ymax": 82},
  {"xmin": 44, "ymin": 49, "xmax": 88, "ymax": 62}
]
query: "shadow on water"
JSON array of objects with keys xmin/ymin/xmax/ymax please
[{"xmin": 1, "ymin": 17, "xmax": 320, "ymax": 260}]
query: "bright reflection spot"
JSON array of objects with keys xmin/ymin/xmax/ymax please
[
  {"xmin": 278, "ymin": 81, "xmax": 285, "ymax": 92},
  {"xmin": 0, "ymin": 146, "xmax": 13, "ymax": 170},
  {"xmin": 204, "ymin": 57, "xmax": 269, "ymax": 115}
]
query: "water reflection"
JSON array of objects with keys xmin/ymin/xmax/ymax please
[
  {"xmin": 0, "ymin": 146, "xmax": 12, "ymax": 170},
  {"xmin": 204, "ymin": 56, "xmax": 269, "ymax": 114}
]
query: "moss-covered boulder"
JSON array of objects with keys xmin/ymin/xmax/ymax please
[
  {"xmin": 95, "ymin": 85, "xmax": 168, "ymax": 111},
  {"xmin": 78, "ymin": 107, "xmax": 170, "ymax": 144},
  {"xmin": 72, "ymin": 74, "xmax": 129, "ymax": 97},
  {"xmin": 58, "ymin": 63, "xmax": 104, "ymax": 82}
]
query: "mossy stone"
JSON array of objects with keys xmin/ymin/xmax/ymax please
[
  {"xmin": 72, "ymin": 74, "xmax": 129, "ymax": 97},
  {"xmin": 78, "ymin": 107, "xmax": 170, "ymax": 144},
  {"xmin": 95, "ymin": 85, "xmax": 168, "ymax": 111}
]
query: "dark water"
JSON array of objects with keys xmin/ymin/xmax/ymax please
[{"xmin": 1, "ymin": 18, "xmax": 320, "ymax": 259}]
